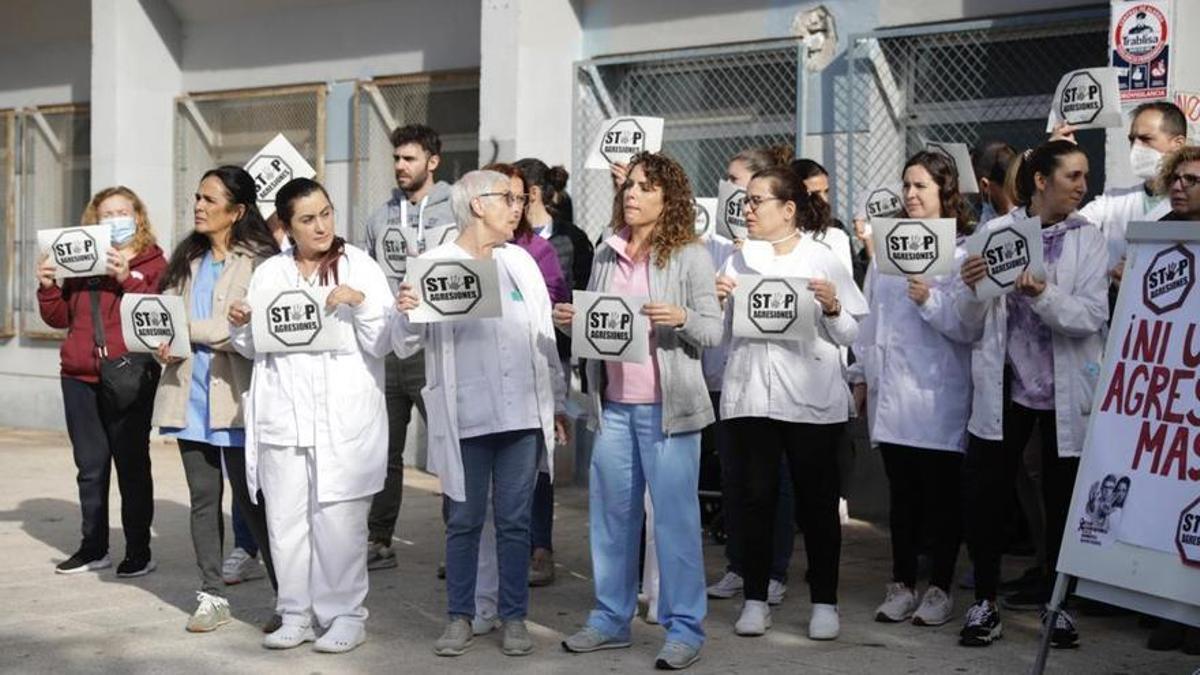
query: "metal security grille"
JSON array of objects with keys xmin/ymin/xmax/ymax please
[
  {"xmin": 351, "ymin": 70, "xmax": 480, "ymax": 246},
  {"xmin": 175, "ymin": 85, "xmax": 325, "ymax": 243},
  {"xmin": 574, "ymin": 40, "xmax": 807, "ymax": 239},
  {"xmin": 0, "ymin": 110, "xmax": 14, "ymax": 337},
  {"xmin": 838, "ymin": 9, "xmax": 1109, "ymax": 228},
  {"xmin": 19, "ymin": 105, "xmax": 90, "ymax": 339}
]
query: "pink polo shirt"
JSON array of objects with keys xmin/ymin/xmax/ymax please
[{"xmin": 604, "ymin": 229, "xmax": 662, "ymax": 404}]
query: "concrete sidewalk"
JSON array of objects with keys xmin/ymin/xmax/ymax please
[{"xmin": 0, "ymin": 428, "xmax": 1194, "ymax": 674}]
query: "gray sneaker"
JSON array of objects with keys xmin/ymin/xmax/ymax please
[
  {"xmin": 185, "ymin": 591, "xmax": 231, "ymax": 633},
  {"xmin": 433, "ymin": 617, "xmax": 473, "ymax": 656},
  {"xmin": 561, "ymin": 625, "xmax": 631, "ymax": 653},
  {"xmin": 501, "ymin": 619, "xmax": 534, "ymax": 656},
  {"xmin": 366, "ymin": 541, "xmax": 397, "ymax": 571},
  {"xmin": 655, "ymin": 641, "xmax": 701, "ymax": 670}
]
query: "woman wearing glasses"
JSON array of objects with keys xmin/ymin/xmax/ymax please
[
  {"xmin": 392, "ymin": 170, "xmax": 568, "ymax": 658},
  {"xmin": 1157, "ymin": 146, "xmax": 1200, "ymax": 222},
  {"xmin": 715, "ymin": 166, "xmax": 866, "ymax": 641}
]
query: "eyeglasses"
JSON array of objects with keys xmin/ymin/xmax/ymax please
[
  {"xmin": 741, "ymin": 195, "xmax": 783, "ymax": 211},
  {"xmin": 478, "ymin": 191, "xmax": 528, "ymax": 207},
  {"xmin": 1167, "ymin": 173, "xmax": 1200, "ymax": 189}
]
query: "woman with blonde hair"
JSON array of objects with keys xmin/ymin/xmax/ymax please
[
  {"xmin": 558, "ymin": 152, "xmax": 723, "ymax": 671},
  {"xmin": 37, "ymin": 186, "xmax": 166, "ymax": 577}
]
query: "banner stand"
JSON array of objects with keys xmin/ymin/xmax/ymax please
[{"xmin": 1029, "ymin": 220, "xmax": 1200, "ymax": 675}]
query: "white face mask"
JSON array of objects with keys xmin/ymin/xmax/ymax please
[
  {"xmin": 1129, "ymin": 143, "xmax": 1164, "ymax": 181},
  {"xmin": 102, "ymin": 216, "xmax": 138, "ymax": 245}
]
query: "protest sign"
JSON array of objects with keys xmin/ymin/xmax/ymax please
[
  {"xmin": 859, "ymin": 183, "xmax": 904, "ymax": 221},
  {"xmin": 731, "ymin": 275, "xmax": 816, "ymax": 342},
  {"xmin": 925, "ymin": 141, "xmax": 979, "ymax": 194},
  {"xmin": 571, "ymin": 290, "xmax": 649, "ymax": 363},
  {"xmin": 966, "ymin": 214, "xmax": 1045, "ymax": 300},
  {"xmin": 871, "ymin": 218, "xmax": 957, "ymax": 277},
  {"xmin": 245, "ymin": 133, "xmax": 317, "ymax": 219},
  {"xmin": 693, "ymin": 198, "xmax": 718, "ymax": 238},
  {"xmin": 250, "ymin": 285, "xmax": 343, "ymax": 353},
  {"xmin": 119, "ymin": 294, "xmax": 190, "ymax": 359},
  {"xmin": 405, "ymin": 257, "xmax": 502, "ymax": 324},
  {"xmin": 37, "ymin": 225, "xmax": 112, "ymax": 279},
  {"xmin": 716, "ymin": 180, "xmax": 748, "ymax": 240},
  {"xmin": 1110, "ymin": 0, "xmax": 1171, "ymax": 103},
  {"xmin": 1046, "ymin": 67, "xmax": 1124, "ymax": 131},
  {"xmin": 585, "ymin": 117, "xmax": 664, "ymax": 169}
]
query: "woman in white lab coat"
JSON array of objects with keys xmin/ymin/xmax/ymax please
[
  {"xmin": 229, "ymin": 177, "xmax": 393, "ymax": 654},
  {"xmin": 956, "ymin": 140, "xmax": 1107, "ymax": 650},
  {"xmin": 392, "ymin": 169, "xmax": 567, "ymax": 658},
  {"xmin": 715, "ymin": 166, "xmax": 867, "ymax": 641},
  {"xmin": 849, "ymin": 150, "xmax": 975, "ymax": 629}
]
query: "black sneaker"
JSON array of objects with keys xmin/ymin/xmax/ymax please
[
  {"xmin": 959, "ymin": 600, "xmax": 1003, "ymax": 647},
  {"xmin": 56, "ymin": 550, "xmax": 112, "ymax": 575},
  {"xmin": 1041, "ymin": 608, "xmax": 1080, "ymax": 649},
  {"xmin": 116, "ymin": 555, "xmax": 157, "ymax": 578}
]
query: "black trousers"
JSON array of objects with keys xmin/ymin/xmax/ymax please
[
  {"xmin": 61, "ymin": 377, "xmax": 154, "ymax": 559},
  {"xmin": 963, "ymin": 402, "xmax": 1079, "ymax": 601},
  {"xmin": 179, "ymin": 440, "xmax": 277, "ymax": 595},
  {"xmin": 880, "ymin": 443, "xmax": 963, "ymax": 591},
  {"xmin": 728, "ymin": 417, "xmax": 843, "ymax": 604},
  {"xmin": 368, "ymin": 352, "xmax": 426, "ymax": 544}
]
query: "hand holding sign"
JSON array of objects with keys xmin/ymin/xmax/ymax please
[
  {"xmin": 965, "ymin": 214, "xmax": 1045, "ymax": 300},
  {"xmin": 249, "ymin": 286, "xmax": 343, "ymax": 353},
  {"xmin": 1046, "ymin": 67, "xmax": 1123, "ymax": 132},
  {"xmin": 871, "ymin": 218, "xmax": 957, "ymax": 277},
  {"xmin": 404, "ymin": 257, "xmax": 502, "ymax": 323},
  {"xmin": 119, "ymin": 294, "xmax": 190, "ymax": 359},
  {"xmin": 37, "ymin": 225, "xmax": 113, "ymax": 279},
  {"xmin": 571, "ymin": 291, "xmax": 650, "ymax": 363},
  {"xmin": 585, "ymin": 117, "xmax": 665, "ymax": 170},
  {"xmin": 731, "ymin": 275, "xmax": 817, "ymax": 342}
]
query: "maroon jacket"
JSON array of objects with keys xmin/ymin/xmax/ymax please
[{"xmin": 37, "ymin": 245, "xmax": 168, "ymax": 382}]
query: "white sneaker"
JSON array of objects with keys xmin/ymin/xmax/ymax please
[
  {"xmin": 262, "ymin": 622, "xmax": 315, "ymax": 649},
  {"xmin": 874, "ymin": 582, "xmax": 918, "ymax": 623},
  {"xmin": 186, "ymin": 591, "xmax": 231, "ymax": 633},
  {"xmin": 314, "ymin": 618, "xmax": 366, "ymax": 654},
  {"xmin": 912, "ymin": 586, "xmax": 954, "ymax": 626},
  {"xmin": 221, "ymin": 547, "xmax": 264, "ymax": 585},
  {"xmin": 734, "ymin": 600, "xmax": 772, "ymax": 636},
  {"xmin": 767, "ymin": 579, "xmax": 787, "ymax": 606},
  {"xmin": 472, "ymin": 615, "xmax": 501, "ymax": 636},
  {"xmin": 808, "ymin": 603, "xmax": 840, "ymax": 640},
  {"xmin": 706, "ymin": 571, "xmax": 743, "ymax": 599}
]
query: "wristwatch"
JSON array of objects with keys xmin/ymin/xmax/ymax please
[{"xmin": 822, "ymin": 299, "xmax": 842, "ymax": 318}]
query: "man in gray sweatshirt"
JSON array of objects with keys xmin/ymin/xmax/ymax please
[{"xmin": 360, "ymin": 124, "xmax": 456, "ymax": 570}]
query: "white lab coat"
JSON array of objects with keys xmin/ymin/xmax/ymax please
[
  {"xmin": 1078, "ymin": 185, "xmax": 1170, "ymax": 269},
  {"xmin": 849, "ymin": 245, "xmax": 975, "ymax": 452},
  {"xmin": 954, "ymin": 212, "xmax": 1108, "ymax": 458},
  {"xmin": 232, "ymin": 245, "xmax": 394, "ymax": 503},
  {"xmin": 391, "ymin": 241, "xmax": 565, "ymax": 502},
  {"xmin": 719, "ymin": 238, "xmax": 867, "ymax": 424}
]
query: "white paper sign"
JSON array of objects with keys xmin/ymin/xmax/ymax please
[
  {"xmin": 585, "ymin": 116, "xmax": 665, "ymax": 170},
  {"xmin": 249, "ymin": 285, "xmax": 343, "ymax": 353},
  {"xmin": 871, "ymin": 218, "xmax": 958, "ymax": 277},
  {"xmin": 716, "ymin": 180, "xmax": 748, "ymax": 240},
  {"xmin": 119, "ymin": 294, "xmax": 190, "ymax": 359},
  {"xmin": 38, "ymin": 225, "xmax": 112, "ymax": 279},
  {"xmin": 732, "ymin": 275, "xmax": 816, "ymax": 342},
  {"xmin": 245, "ymin": 133, "xmax": 317, "ymax": 219},
  {"xmin": 859, "ymin": 182, "xmax": 904, "ymax": 221},
  {"xmin": 693, "ymin": 198, "xmax": 718, "ymax": 238},
  {"xmin": 375, "ymin": 223, "xmax": 460, "ymax": 278},
  {"xmin": 571, "ymin": 290, "xmax": 650, "ymax": 363},
  {"xmin": 405, "ymin": 257, "xmax": 502, "ymax": 323},
  {"xmin": 1046, "ymin": 67, "xmax": 1124, "ymax": 132},
  {"xmin": 925, "ymin": 141, "xmax": 979, "ymax": 194},
  {"xmin": 965, "ymin": 214, "xmax": 1046, "ymax": 301}
]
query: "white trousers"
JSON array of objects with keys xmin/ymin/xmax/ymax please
[{"xmin": 258, "ymin": 444, "xmax": 371, "ymax": 629}]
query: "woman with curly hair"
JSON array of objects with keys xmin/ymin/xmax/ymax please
[{"xmin": 556, "ymin": 153, "xmax": 723, "ymax": 670}]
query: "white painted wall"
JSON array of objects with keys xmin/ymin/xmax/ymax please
[{"xmin": 878, "ymin": 0, "xmax": 1097, "ymax": 27}]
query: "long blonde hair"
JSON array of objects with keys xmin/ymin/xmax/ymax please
[{"xmin": 80, "ymin": 186, "xmax": 157, "ymax": 254}]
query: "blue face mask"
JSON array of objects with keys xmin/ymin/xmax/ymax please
[{"xmin": 104, "ymin": 216, "xmax": 137, "ymax": 245}]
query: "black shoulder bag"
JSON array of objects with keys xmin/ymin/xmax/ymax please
[{"xmin": 89, "ymin": 289, "xmax": 162, "ymax": 412}]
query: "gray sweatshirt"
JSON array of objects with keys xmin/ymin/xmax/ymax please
[
  {"xmin": 583, "ymin": 239, "xmax": 724, "ymax": 434},
  {"xmin": 361, "ymin": 180, "xmax": 456, "ymax": 289}
]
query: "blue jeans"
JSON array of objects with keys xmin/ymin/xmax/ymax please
[
  {"xmin": 586, "ymin": 402, "xmax": 706, "ymax": 648},
  {"xmin": 444, "ymin": 428, "xmax": 539, "ymax": 621}
]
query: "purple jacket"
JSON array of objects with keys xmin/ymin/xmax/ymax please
[{"xmin": 512, "ymin": 232, "xmax": 569, "ymax": 304}]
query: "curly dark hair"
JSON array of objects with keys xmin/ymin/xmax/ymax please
[{"xmin": 612, "ymin": 152, "xmax": 697, "ymax": 268}]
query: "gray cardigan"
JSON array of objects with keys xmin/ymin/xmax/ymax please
[{"xmin": 583, "ymin": 239, "xmax": 724, "ymax": 434}]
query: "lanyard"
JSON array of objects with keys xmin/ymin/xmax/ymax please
[{"xmin": 398, "ymin": 194, "xmax": 431, "ymax": 254}]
